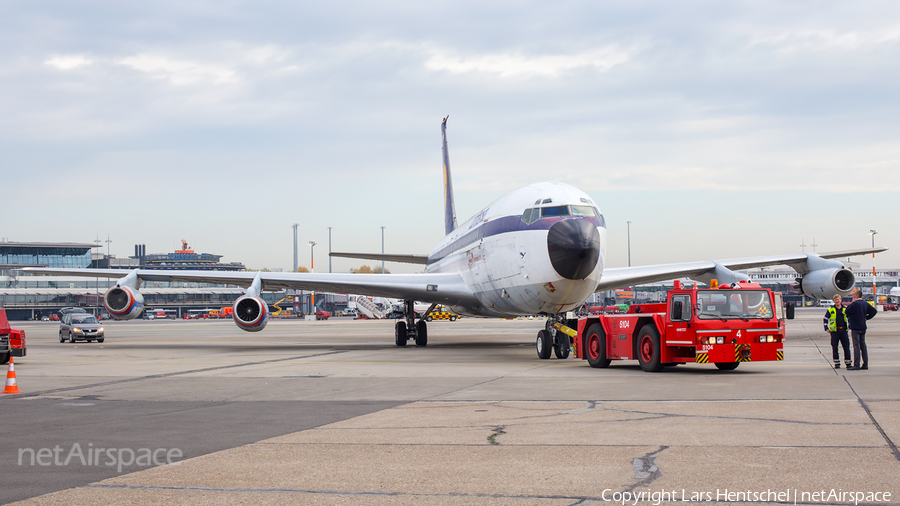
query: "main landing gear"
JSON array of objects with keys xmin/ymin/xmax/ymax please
[
  {"xmin": 536, "ymin": 315, "xmax": 570, "ymax": 360},
  {"xmin": 395, "ymin": 301, "xmax": 433, "ymax": 347}
]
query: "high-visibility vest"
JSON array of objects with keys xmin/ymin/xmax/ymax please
[{"xmin": 825, "ymin": 306, "xmax": 848, "ymax": 332}]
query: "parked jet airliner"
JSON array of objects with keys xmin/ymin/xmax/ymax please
[{"xmin": 25, "ymin": 117, "xmax": 885, "ymax": 356}]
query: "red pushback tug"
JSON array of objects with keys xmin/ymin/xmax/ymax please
[
  {"xmin": 573, "ymin": 280, "xmax": 786, "ymax": 372},
  {"xmin": 1, "ymin": 308, "xmax": 27, "ymax": 365}
]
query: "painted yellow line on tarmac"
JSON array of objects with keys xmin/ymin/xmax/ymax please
[{"xmin": 31, "ymin": 360, "xmax": 244, "ymax": 365}]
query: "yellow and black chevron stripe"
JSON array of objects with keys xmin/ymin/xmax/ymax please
[
  {"xmin": 696, "ymin": 352, "xmax": 709, "ymax": 364},
  {"xmin": 776, "ymin": 350, "xmax": 784, "ymax": 361},
  {"xmin": 735, "ymin": 344, "xmax": 752, "ymax": 362}
]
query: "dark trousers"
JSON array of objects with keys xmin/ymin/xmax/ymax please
[
  {"xmin": 830, "ymin": 330, "xmax": 850, "ymax": 364},
  {"xmin": 850, "ymin": 330, "xmax": 868, "ymax": 367}
]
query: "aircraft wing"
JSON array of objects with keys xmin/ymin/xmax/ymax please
[
  {"xmin": 329, "ymin": 252, "xmax": 429, "ymax": 265},
  {"xmin": 596, "ymin": 248, "xmax": 886, "ymax": 291},
  {"xmin": 19, "ymin": 268, "xmax": 480, "ymax": 309}
]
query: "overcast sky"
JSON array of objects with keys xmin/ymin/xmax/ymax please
[{"xmin": 2, "ymin": 1, "xmax": 898, "ymax": 273}]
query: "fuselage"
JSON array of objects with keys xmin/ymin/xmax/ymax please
[{"xmin": 425, "ymin": 182, "xmax": 607, "ymax": 318}]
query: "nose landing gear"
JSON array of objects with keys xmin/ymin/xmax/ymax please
[{"xmin": 535, "ymin": 315, "xmax": 572, "ymax": 360}]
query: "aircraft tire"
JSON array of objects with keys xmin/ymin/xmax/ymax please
[
  {"xmin": 714, "ymin": 362, "xmax": 740, "ymax": 371},
  {"xmin": 585, "ymin": 323, "xmax": 611, "ymax": 368},
  {"xmin": 536, "ymin": 330, "xmax": 552, "ymax": 360},
  {"xmin": 395, "ymin": 321, "xmax": 407, "ymax": 347},
  {"xmin": 636, "ymin": 325, "xmax": 663, "ymax": 372},
  {"xmin": 415, "ymin": 320, "xmax": 428, "ymax": 346},
  {"xmin": 554, "ymin": 334, "xmax": 570, "ymax": 359}
]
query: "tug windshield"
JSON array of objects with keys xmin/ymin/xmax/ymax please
[{"xmin": 697, "ymin": 290, "xmax": 773, "ymax": 319}]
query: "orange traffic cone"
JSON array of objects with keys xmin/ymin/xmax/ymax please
[{"xmin": 3, "ymin": 357, "xmax": 21, "ymax": 394}]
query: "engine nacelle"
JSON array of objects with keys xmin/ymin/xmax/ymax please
[
  {"xmin": 798, "ymin": 268, "xmax": 856, "ymax": 299},
  {"xmin": 104, "ymin": 286, "xmax": 145, "ymax": 320},
  {"xmin": 232, "ymin": 295, "xmax": 268, "ymax": 332}
]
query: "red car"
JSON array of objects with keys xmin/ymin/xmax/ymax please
[
  {"xmin": 315, "ymin": 311, "xmax": 330, "ymax": 320},
  {"xmin": 49, "ymin": 314, "xmax": 59, "ymax": 321},
  {"xmin": 883, "ymin": 303, "xmax": 898, "ymax": 311}
]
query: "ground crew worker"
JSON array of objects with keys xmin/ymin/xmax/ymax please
[
  {"xmin": 823, "ymin": 294, "xmax": 850, "ymax": 369},
  {"xmin": 845, "ymin": 288, "xmax": 877, "ymax": 371}
]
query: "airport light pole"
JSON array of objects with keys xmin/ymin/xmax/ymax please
[
  {"xmin": 870, "ymin": 230, "xmax": 878, "ymax": 302},
  {"xmin": 291, "ymin": 224, "xmax": 299, "ymax": 272},
  {"xmin": 626, "ymin": 221, "xmax": 632, "ymax": 267},
  {"xmin": 94, "ymin": 235, "xmax": 102, "ymax": 317},
  {"xmin": 327, "ymin": 227, "xmax": 332, "ymax": 273},
  {"xmin": 308, "ymin": 241, "xmax": 316, "ymax": 314},
  {"xmin": 380, "ymin": 226, "xmax": 385, "ymax": 274}
]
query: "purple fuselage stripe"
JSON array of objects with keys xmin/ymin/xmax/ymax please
[{"xmin": 426, "ymin": 215, "xmax": 604, "ymax": 266}]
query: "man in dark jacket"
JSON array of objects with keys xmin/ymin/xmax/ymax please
[{"xmin": 844, "ymin": 289, "xmax": 877, "ymax": 370}]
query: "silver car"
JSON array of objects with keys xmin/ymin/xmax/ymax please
[{"xmin": 59, "ymin": 314, "xmax": 105, "ymax": 343}]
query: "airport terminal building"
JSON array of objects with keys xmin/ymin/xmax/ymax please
[{"xmin": 0, "ymin": 240, "xmax": 346, "ymax": 320}]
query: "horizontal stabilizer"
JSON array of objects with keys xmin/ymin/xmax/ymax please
[{"xmin": 329, "ymin": 252, "xmax": 429, "ymax": 265}]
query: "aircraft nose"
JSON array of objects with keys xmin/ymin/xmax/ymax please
[{"xmin": 547, "ymin": 219, "xmax": 601, "ymax": 280}]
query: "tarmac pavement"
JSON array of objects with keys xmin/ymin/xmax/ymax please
[{"xmin": 2, "ymin": 309, "xmax": 898, "ymax": 505}]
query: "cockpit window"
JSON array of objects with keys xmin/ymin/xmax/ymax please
[
  {"xmin": 541, "ymin": 198, "xmax": 553, "ymax": 204},
  {"xmin": 523, "ymin": 205, "xmax": 606, "ymax": 226},
  {"xmin": 570, "ymin": 206, "xmax": 596, "ymax": 217},
  {"xmin": 521, "ymin": 208, "xmax": 533, "ymax": 224},
  {"xmin": 540, "ymin": 206, "xmax": 569, "ymax": 218}
]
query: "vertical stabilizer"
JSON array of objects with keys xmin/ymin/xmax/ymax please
[{"xmin": 441, "ymin": 116, "xmax": 458, "ymax": 235}]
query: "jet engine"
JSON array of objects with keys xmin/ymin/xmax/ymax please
[
  {"xmin": 797, "ymin": 268, "xmax": 856, "ymax": 299},
  {"xmin": 232, "ymin": 295, "xmax": 268, "ymax": 332},
  {"xmin": 104, "ymin": 286, "xmax": 145, "ymax": 320}
]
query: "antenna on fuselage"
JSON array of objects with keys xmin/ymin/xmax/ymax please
[{"xmin": 441, "ymin": 116, "xmax": 458, "ymax": 235}]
